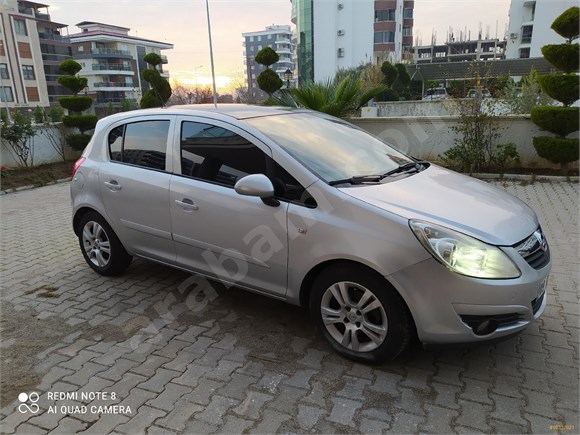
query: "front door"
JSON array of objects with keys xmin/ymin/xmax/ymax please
[{"xmin": 169, "ymin": 117, "xmax": 288, "ymax": 297}]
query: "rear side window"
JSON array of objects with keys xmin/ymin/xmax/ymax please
[
  {"xmin": 180, "ymin": 121, "xmax": 267, "ymax": 187},
  {"xmin": 107, "ymin": 120, "xmax": 170, "ymax": 171}
]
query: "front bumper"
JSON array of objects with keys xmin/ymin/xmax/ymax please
[{"xmin": 388, "ymin": 251, "xmax": 550, "ymax": 344}]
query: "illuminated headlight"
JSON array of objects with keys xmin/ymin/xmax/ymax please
[{"xmin": 409, "ymin": 220, "xmax": 521, "ymax": 279}]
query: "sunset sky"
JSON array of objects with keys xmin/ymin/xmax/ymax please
[{"xmin": 44, "ymin": 0, "xmax": 510, "ymax": 92}]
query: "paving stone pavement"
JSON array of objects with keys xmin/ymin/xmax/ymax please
[{"xmin": 0, "ymin": 180, "xmax": 578, "ymax": 434}]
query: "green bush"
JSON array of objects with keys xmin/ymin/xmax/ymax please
[
  {"xmin": 62, "ymin": 115, "xmax": 98, "ymax": 132},
  {"xmin": 139, "ymin": 92, "xmax": 164, "ymax": 108},
  {"xmin": 57, "ymin": 76, "xmax": 88, "ymax": 95},
  {"xmin": 531, "ymin": 107, "xmax": 579, "ymax": 136},
  {"xmin": 59, "ymin": 59, "xmax": 83, "ymax": 76},
  {"xmin": 381, "ymin": 62, "xmax": 397, "ymax": 87},
  {"xmin": 255, "ymin": 47, "xmax": 279, "ymax": 67},
  {"xmin": 551, "ymin": 6, "xmax": 579, "ymax": 41},
  {"xmin": 541, "ymin": 44, "xmax": 579, "ymax": 73},
  {"xmin": 50, "ymin": 107, "xmax": 63, "ymax": 122},
  {"xmin": 140, "ymin": 56, "xmax": 171, "ymax": 108},
  {"xmin": 66, "ymin": 133, "xmax": 92, "ymax": 151},
  {"xmin": 143, "ymin": 53, "xmax": 162, "ymax": 66},
  {"xmin": 256, "ymin": 69, "xmax": 283, "ymax": 96},
  {"xmin": 537, "ymin": 74, "xmax": 579, "ymax": 106},
  {"xmin": 58, "ymin": 96, "xmax": 93, "ymax": 113},
  {"xmin": 533, "ymin": 136, "xmax": 580, "ymax": 164}
]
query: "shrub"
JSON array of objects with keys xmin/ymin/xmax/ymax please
[
  {"xmin": 1, "ymin": 110, "xmax": 35, "ymax": 167},
  {"xmin": 255, "ymin": 47, "xmax": 279, "ymax": 67},
  {"xmin": 533, "ymin": 136, "xmax": 579, "ymax": 164},
  {"xmin": 66, "ymin": 133, "xmax": 92, "ymax": 151},
  {"xmin": 143, "ymin": 52, "xmax": 162, "ymax": 66},
  {"xmin": 62, "ymin": 115, "xmax": 99, "ymax": 132},
  {"xmin": 58, "ymin": 96, "xmax": 93, "ymax": 113},
  {"xmin": 380, "ymin": 62, "xmax": 397, "ymax": 87},
  {"xmin": 57, "ymin": 76, "xmax": 88, "ymax": 95},
  {"xmin": 58, "ymin": 59, "xmax": 83, "ymax": 75},
  {"xmin": 33, "ymin": 106, "xmax": 45, "ymax": 124},
  {"xmin": 50, "ymin": 107, "xmax": 63, "ymax": 122},
  {"xmin": 537, "ymin": 74, "xmax": 579, "ymax": 106},
  {"xmin": 541, "ymin": 44, "xmax": 579, "ymax": 73},
  {"xmin": 531, "ymin": 107, "xmax": 579, "ymax": 136},
  {"xmin": 139, "ymin": 92, "xmax": 163, "ymax": 108},
  {"xmin": 140, "ymin": 55, "xmax": 171, "ymax": 108},
  {"xmin": 551, "ymin": 6, "xmax": 579, "ymax": 41},
  {"xmin": 256, "ymin": 69, "xmax": 284, "ymax": 97}
]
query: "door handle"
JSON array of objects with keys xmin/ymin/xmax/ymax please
[
  {"xmin": 104, "ymin": 180, "xmax": 122, "ymax": 191},
  {"xmin": 175, "ymin": 198, "xmax": 199, "ymax": 211}
]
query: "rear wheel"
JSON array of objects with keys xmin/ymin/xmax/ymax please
[
  {"xmin": 309, "ymin": 264, "xmax": 412, "ymax": 363},
  {"xmin": 78, "ymin": 212, "xmax": 132, "ymax": 276}
]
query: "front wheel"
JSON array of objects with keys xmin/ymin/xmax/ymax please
[
  {"xmin": 78, "ymin": 212, "xmax": 132, "ymax": 276},
  {"xmin": 309, "ymin": 264, "xmax": 412, "ymax": 363}
]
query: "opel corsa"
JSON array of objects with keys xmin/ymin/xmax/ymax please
[{"xmin": 71, "ymin": 105, "xmax": 550, "ymax": 362}]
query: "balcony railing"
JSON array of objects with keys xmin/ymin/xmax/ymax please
[
  {"xmin": 91, "ymin": 48, "xmax": 131, "ymax": 56},
  {"xmin": 94, "ymin": 82, "xmax": 134, "ymax": 88},
  {"xmin": 38, "ymin": 32, "xmax": 68, "ymax": 41},
  {"xmin": 521, "ymin": 36, "xmax": 532, "ymax": 44},
  {"xmin": 92, "ymin": 64, "xmax": 133, "ymax": 71}
]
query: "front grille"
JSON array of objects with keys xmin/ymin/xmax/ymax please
[
  {"xmin": 531, "ymin": 292, "xmax": 545, "ymax": 314},
  {"xmin": 514, "ymin": 227, "xmax": 550, "ymax": 270},
  {"xmin": 460, "ymin": 313, "xmax": 523, "ymax": 330}
]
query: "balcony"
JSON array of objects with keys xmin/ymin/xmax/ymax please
[
  {"xmin": 93, "ymin": 81, "xmax": 134, "ymax": 89},
  {"xmin": 88, "ymin": 48, "xmax": 132, "ymax": 59},
  {"xmin": 91, "ymin": 64, "xmax": 134, "ymax": 75},
  {"xmin": 161, "ymin": 55, "xmax": 168, "ymax": 64},
  {"xmin": 38, "ymin": 32, "xmax": 68, "ymax": 42}
]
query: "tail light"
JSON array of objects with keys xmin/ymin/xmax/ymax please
[{"xmin": 72, "ymin": 157, "xmax": 86, "ymax": 177}]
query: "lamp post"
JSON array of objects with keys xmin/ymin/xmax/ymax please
[{"xmin": 284, "ymin": 68, "xmax": 293, "ymax": 90}]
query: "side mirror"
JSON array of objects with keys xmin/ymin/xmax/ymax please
[{"xmin": 234, "ymin": 174, "xmax": 275, "ymax": 198}]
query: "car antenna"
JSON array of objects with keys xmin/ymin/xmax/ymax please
[{"xmin": 205, "ymin": 0, "xmax": 218, "ymax": 109}]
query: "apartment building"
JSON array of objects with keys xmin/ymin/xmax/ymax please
[
  {"xmin": 291, "ymin": 0, "xmax": 413, "ymax": 84},
  {"xmin": 69, "ymin": 21, "xmax": 173, "ymax": 112},
  {"xmin": 0, "ymin": 0, "xmax": 70, "ymax": 110},
  {"xmin": 242, "ymin": 25, "xmax": 295, "ymax": 102},
  {"xmin": 506, "ymin": 0, "xmax": 578, "ymax": 59}
]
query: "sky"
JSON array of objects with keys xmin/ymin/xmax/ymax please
[{"xmin": 44, "ymin": 0, "xmax": 511, "ymax": 91}]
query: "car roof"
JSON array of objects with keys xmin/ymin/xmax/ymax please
[{"xmin": 100, "ymin": 104, "xmax": 307, "ymax": 123}]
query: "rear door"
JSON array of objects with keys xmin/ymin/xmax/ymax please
[{"xmin": 98, "ymin": 115, "xmax": 176, "ymax": 263}]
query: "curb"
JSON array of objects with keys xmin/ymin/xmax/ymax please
[
  {"xmin": 1, "ymin": 173, "xmax": 578, "ymax": 196},
  {"xmin": 1, "ymin": 177, "xmax": 71, "ymax": 195}
]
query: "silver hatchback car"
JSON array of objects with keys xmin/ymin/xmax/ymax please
[{"xmin": 71, "ymin": 105, "xmax": 550, "ymax": 362}]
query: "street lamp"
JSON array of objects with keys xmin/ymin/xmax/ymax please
[{"xmin": 284, "ymin": 68, "xmax": 293, "ymax": 89}]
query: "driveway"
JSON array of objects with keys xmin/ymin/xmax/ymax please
[{"xmin": 0, "ymin": 180, "xmax": 578, "ymax": 434}]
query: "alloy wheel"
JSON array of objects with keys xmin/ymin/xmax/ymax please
[{"xmin": 82, "ymin": 221, "xmax": 111, "ymax": 268}]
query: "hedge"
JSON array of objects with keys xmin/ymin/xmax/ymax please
[
  {"xmin": 533, "ymin": 136, "xmax": 580, "ymax": 164},
  {"xmin": 530, "ymin": 107, "xmax": 579, "ymax": 136}
]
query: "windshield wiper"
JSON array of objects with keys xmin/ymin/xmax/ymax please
[
  {"xmin": 381, "ymin": 160, "xmax": 429, "ymax": 178},
  {"xmin": 328, "ymin": 174, "xmax": 383, "ymax": 186}
]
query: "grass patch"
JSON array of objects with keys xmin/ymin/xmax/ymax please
[{"xmin": 1, "ymin": 161, "xmax": 74, "ymax": 191}]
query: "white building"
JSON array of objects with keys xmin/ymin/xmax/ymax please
[
  {"xmin": 506, "ymin": 0, "xmax": 578, "ymax": 59},
  {"xmin": 242, "ymin": 25, "xmax": 295, "ymax": 102},
  {"xmin": 69, "ymin": 21, "xmax": 173, "ymax": 113}
]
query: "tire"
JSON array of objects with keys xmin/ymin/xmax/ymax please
[
  {"xmin": 309, "ymin": 264, "xmax": 412, "ymax": 363},
  {"xmin": 78, "ymin": 211, "xmax": 132, "ymax": 276}
]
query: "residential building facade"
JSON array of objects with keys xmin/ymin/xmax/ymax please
[
  {"xmin": 242, "ymin": 25, "xmax": 295, "ymax": 102},
  {"xmin": 69, "ymin": 21, "xmax": 173, "ymax": 113},
  {"xmin": 0, "ymin": 0, "xmax": 70, "ymax": 110},
  {"xmin": 506, "ymin": 0, "xmax": 577, "ymax": 59},
  {"xmin": 291, "ymin": 0, "xmax": 413, "ymax": 84}
]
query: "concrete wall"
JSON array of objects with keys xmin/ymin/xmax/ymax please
[
  {"xmin": 350, "ymin": 115, "xmax": 579, "ymax": 169},
  {"xmin": 1, "ymin": 124, "xmax": 77, "ymax": 167}
]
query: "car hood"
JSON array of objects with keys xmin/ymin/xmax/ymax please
[{"xmin": 338, "ymin": 165, "xmax": 538, "ymax": 246}]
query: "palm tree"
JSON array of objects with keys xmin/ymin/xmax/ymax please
[{"xmin": 266, "ymin": 76, "xmax": 386, "ymax": 119}]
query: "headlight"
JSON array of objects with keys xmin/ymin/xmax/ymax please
[{"xmin": 409, "ymin": 220, "xmax": 521, "ymax": 279}]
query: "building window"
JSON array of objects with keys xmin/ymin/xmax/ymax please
[
  {"xmin": 26, "ymin": 86, "xmax": 39, "ymax": 101},
  {"xmin": 268, "ymin": 34, "xmax": 272, "ymax": 40},
  {"xmin": 249, "ymin": 36, "xmax": 254, "ymax": 42},
  {"xmin": 258, "ymin": 35, "xmax": 262, "ymax": 41},
  {"xmin": 403, "ymin": 44, "xmax": 412, "ymax": 53},
  {"xmin": 14, "ymin": 19, "xmax": 27, "ymax": 36},
  {"xmin": 22, "ymin": 65, "xmax": 35, "ymax": 80},
  {"xmin": 374, "ymin": 31, "xmax": 395, "ymax": 44},
  {"xmin": 403, "ymin": 26, "xmax": 412, "ymax": 37},
  {"xmin": 521, "ymin": 25, "xmax": 533, "ymax": 44},
  {"xmin": 375, "ymin": 9, "xmax": 395, "ymax": 22},
  {"xmin": 0, "ymin": 64, "xmax": 8, "ymax": 79},
  {"xmin": 258, "ymin": 45, "xmax": 262, "ymax": 50},
  {"xmin": 374, "ymin": 32, "xmax": 383, "ymax": 44},
  {"xmin": 0, "ymin": 86, "xmax": 14, "ymax": 102},
  {"xmin": 403, "ymin": 8, "xmax": 413, "ymax": 19},
  {"xmin": 519, "ymin": 47, "xmax": 530, "ymax": 58}
]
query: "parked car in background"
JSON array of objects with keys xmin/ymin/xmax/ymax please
[
  {"xmin": 71, "ymin": 105, "xmax": 550, "ymax": 363},
  {"xmin": 467, "ymin": 87, "xmax": 492, "ymax": 98},
  {"xmin": 423, "ymin": 87, "xmax": 450, "ymax": 100}
]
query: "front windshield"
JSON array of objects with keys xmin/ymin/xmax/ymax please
[{"xmin": 247, "ymin": 112, "xmax": 413, "ymax": 183}]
